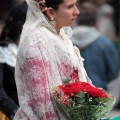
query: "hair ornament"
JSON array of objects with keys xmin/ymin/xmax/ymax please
[{"xmin": 35, "ymin": 0, "xmax": 47, "ymax": 12}]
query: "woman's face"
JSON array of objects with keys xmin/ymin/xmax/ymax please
[{"xmin": 53, "ymin": 0, "xmax": 80, "ymax": 30}]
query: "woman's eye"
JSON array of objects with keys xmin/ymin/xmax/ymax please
[{"xmin": 67, "ymin": 5, "xmax": 73, "ymax": 9}]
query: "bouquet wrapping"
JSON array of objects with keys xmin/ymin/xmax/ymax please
[{"xmin": 52, "ymin": 79, "xmax": 115, "ymax": 120}]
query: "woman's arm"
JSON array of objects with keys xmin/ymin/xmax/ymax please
[{"xmin": 14, "ymin": 31, "xmax": 58, "ymax": 120}]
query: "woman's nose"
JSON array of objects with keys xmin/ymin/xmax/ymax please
[{"xmin": 74, "ymin": 6, "xmax": 80, "ymax": 15}]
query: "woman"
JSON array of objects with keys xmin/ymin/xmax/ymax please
[
  {"xmin": 14, "ymin": 0, "xmax": 92, "ymax": 119},
  {"xmin": 0, "ymin": 2, "xmax": 27, "ymax": 120}
]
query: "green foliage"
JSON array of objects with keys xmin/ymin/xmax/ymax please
[
  {"xmin": 61, "ymin": 95, "xmax": 115, "ymax": 120},
  {"xmin": 75, "ymin": 91, "xmax": 86, "ymax": 103},
  {"xmin": 63, "ymin": 78, "xmax": 71, "ymax": 84}
]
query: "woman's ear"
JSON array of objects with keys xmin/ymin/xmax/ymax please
[{"xmin": 44, "ymin": 7, "xmax": 55, "ymax": 20}]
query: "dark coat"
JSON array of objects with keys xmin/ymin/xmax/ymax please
[
  {"xmin": 0, "ymin": 41, "xmax": 19, "ymax": 120},
  {"xmin": 80, "ymin": 36, "xmax": 119, "ymax": 90},
  {"xmin": 71, "ymin": 27, "xmax": 119, "ymax": 90}
]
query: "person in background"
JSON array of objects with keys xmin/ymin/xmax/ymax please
[
  {"xmin": 97, "ymin": 4, "xmax": 116, "ymax": 41},
  {"xmin": 95, "ymin": 0, "xmax": 106, "ymax": 8},
  {"xmin": 0, "ymin": 2, "xmax": 27, "ymax": 120},
  {"xmin": 71, "ymin": 2, "xmax": 119, "ymax": 90}
]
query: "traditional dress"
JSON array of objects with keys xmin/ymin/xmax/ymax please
[{"xmin": 14, "ymin": 0, "xmax": 91, "ymax": 119}]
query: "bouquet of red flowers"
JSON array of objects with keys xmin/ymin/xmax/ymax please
[{"xmin": 52, "ymin": 79, "xmax": 115, "ymax": 120}]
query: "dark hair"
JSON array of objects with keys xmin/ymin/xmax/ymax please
[
  {"xmin": 77, "ymin": 2, "xmax": 97, "ymax": 26},
  {"xmin": 45, "ymin": 0, "xmax": 63, "ymax": 10},
  {"xmin": 0, "ymin": 2, "xmax": 28, "ymax": 44}
]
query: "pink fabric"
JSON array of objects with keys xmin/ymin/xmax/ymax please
[
  {"xmin": 14, "ymin": 28, "xmax": 90, "ymax": 120},
  {"xmin": 70, "ymin": 69, "xmax": 79, "ymax": 82},
  {"xmin": 14, "ymin": 59, "xmax": 79, "ymax": 120}
]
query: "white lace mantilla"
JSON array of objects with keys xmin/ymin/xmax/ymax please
[
  {"xmin": 14, "ymin": 26, "xmax": 91, "ymax": 120},
  {"xmin": 14, "ymin": 0, "xmax": 92, "ymax": 119}
]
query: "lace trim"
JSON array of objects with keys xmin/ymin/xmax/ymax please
[{"xmin": 14, "ymin": 3, "xmax": 91, "ymax": 118}]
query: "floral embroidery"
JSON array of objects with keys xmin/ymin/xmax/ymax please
[{"xmin": 14, "ymin": 28, "xmax": 90, "ymax": 120}]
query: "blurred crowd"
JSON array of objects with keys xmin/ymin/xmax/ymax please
[
  {"xmin": 73, "ymin": 0, "xmax": 120, "ymax": 110},
  {"xmin": 0, "ymin": 0, "xmax": 120, "ymax": 119}
]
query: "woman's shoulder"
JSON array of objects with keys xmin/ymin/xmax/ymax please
[
  {"xmin": 24, "ymin": 27, "xmax": 49, "ymax": 45},
  {"xmin": 96, "ymin": 35, "xmax": 116, "ymax": 50},
  {"xmin": 30, "ymin": 26, "xmax": 48, "ymax": 37},
  {"xmin": 28, "ymin": 26, "xmax": 54, "ymax": 41}
]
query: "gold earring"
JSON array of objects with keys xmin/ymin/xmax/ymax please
[{"xmin": 50, "ymin": 16, "xmax": 56, "ymax": 27}]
